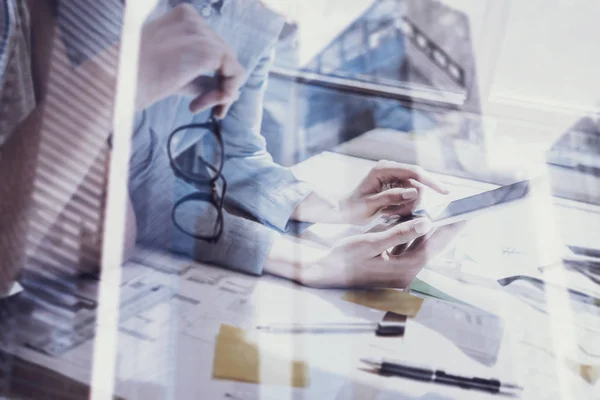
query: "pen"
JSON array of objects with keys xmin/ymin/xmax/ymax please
[
  {"xmin": 256, "ymin": 320, "xmax": 405, "ymax": 336},
  {"xmin": 361, "ymin": 358, "xmax": 523, "ymax": 395}
]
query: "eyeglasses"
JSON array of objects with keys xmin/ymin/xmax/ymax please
[{"xmin": 167, "ymin": 111, "xmax": 226, "ymax": 243}]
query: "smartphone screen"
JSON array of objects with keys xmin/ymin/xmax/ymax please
[
  {"xmin": 392, "ymin": 180, "xmax": 533, "ymax": 227},
  {"xmin": 428, "ymin": 180, "xmax": 531, "ymax": 222}
]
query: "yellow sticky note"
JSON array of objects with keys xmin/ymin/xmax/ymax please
[
  {"xmin": 212, "ymin": 324, "xmax": 309, "ymax": 387},
  {"xmin": 565, "ymin": 360, "xmax": 600, "ymax": 385},
  {"xmin": 579, "ymin": 364, "xmax": 600, "ymax": 385},
  {"xmin": 342, "ymin": 289, "xmax": 424, "ymax": 317},
  {"xmin": 216, "ymin": 324, "xmax": 247, "ymax": 339}
]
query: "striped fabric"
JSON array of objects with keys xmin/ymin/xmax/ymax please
[
  {"xmin": 0, "ymin": 0, "xmax": 123, "ymax": 294},
  {"xmin": 0, "ymin": 0, "xmax": 35, "ymax": 147},
  {"xmin": 25, "ymin": 0, "xmax": 123, "ymax": 277},
  {"xmin": 0, "ymin": 0, "xmax": 37, "ymax": 296}
]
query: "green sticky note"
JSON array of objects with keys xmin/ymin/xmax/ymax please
[{"xmin": 409, "ymin": 278, "xmax": 468, "ymax": 306}]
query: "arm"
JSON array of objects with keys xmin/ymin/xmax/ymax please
[
  {"xmin": 219, "ymin": 48, "xmax": 313, "ymax": 232},
  {"xmin": 264, "ymin": 219, "xmax": 465, "ymax": 288},
  {"xmin": 219, "ymin": 47, "xmax": 450, "ymax": 230},
  {"xmin": 127, "ymin": 113, "xmax": 279, "ymax": 275},
  {"xmin": 16, "ymin": 3, "xmax": 244, "ymax": 271}
]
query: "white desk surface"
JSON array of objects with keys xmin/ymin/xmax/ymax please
[{"xmin": 8, "ymin": 152, "xmax": 600, "ymax": 400}]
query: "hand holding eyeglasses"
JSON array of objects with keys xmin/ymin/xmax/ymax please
[
  {"xmin": 136, "ymin": 4, "xmax": 245, "ymax": 117},
  {"xmin": 168, "ymin": 110, "xmax": 226, "ymax": 243}
]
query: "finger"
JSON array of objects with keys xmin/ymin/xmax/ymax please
[
  {"xmin": 396, "ymin": 221, "xmax": 466, "ymax": 264},
  {"xmin": 209, "ymin": 90, "xmax": 241, "ymax": 119},
  {"xmin": 390, "ymin": 242, "xmax": 411, "ymax": 256},
  {"xmin": 214, "ymin": 53, "xmax": 245, "ymax": 118},
  {"xmin": 219, "ymin": 53, "xmax": 245, "ymax": 95},
  {"xmin": 408, "ymin": 167, "xmax": 449, "ymax": 195},
  {"xmin": 365, "ymin": 220, "xmax": 391, "ymax": 234},
  {"xmin": 384, "ymin": 181, "xmax": 430, "ymax": 217},
  {"xmin": 361, "ymin": 218, "xmax": 433, "ymax": 257},
  {"xmin": 212, "ymin": 104, "xmax": 226, "ymax": 120},
  {"xmin": 367, "ymin": 188, "xmax": 418, "ymax": 210},
  {"xmin": 389, "ymin": 224, "xmax": 437, "ymax": 255},
  {"xmin": 405, "ymin": 228, "xmax": 437, "ymax": 252},
  {"xmin": 213, "ymin": 90, "xmax": 240, "ymax": 119},
  {"xmin": 183, "ymin": 74, "xmax": 217, "ymax": 93},
  {"xmin": 189, "ymin": 56, "xmax": 243, "ymax": 116},
  {"xmin": 189, "ymin": 87, "xmax": 239, "ymax": 114},
  {"xmin": 382, "ymin": 228, "xmax": 445, "ymax": 288},
  {"xmin": 373, "ymin": 162, "xmax": 450, "ymax": 195},
  {"xmin": 381, "ymin": 203, "xmax": 413, "ymax": 217},
  {"xmin": 179, "ymin": 85, "xmax": 205, "ymax": 98},
  {"xmin": 179, "ymin": 75, "xmax": 212, "ymax": 98},
  {"xmin": 407, "ymin": 179, "xmax": 426, "ymax": 194}
]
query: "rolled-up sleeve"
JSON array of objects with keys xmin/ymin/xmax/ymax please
[
  {"xmin": 128, "ymin": 112, "xmax": 279, "ymax": 275},
  {"xmin": 220, "ymin": 48, "xmax": 313, "ymax": 233}
]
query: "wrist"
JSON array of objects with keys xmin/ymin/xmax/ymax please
[
  {"xmin": 291, "ymin": 191, "xmax": 345, "ymax": 224},
  {"xmin": 263, "ymin": 236, "xmax": 329, "ymax": 284}
]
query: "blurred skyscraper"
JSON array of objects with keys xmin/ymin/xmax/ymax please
[{"xmin": 262, "ymin": 0, "xmax": 481, "ymax": 166}]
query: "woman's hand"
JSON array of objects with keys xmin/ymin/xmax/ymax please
[
  {"xmin": 136, "ymin": 4, "xmax": 245, "ymax": 117},
  {"xmin": 265, "ymin": 218, "xmax": 466, "ymax": 289},
  {"xmin": 301, "ymin": 222, "xmax": 464, "ymax": 288},
  {"xmin": 291, "ymin": 161, "xmax": 449, "ymax": 226},
  {"xmin": 338, "ymin": 160, "xmax": 449, "ymax": 225}
]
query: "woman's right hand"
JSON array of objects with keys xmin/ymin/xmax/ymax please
[
  {"xmin": 136, "ymin": 4, "xmax": 245, "ymax": 117},
  {"xmin": 265, "ymin": 219, "xmax": 466, "ymax": 289}
]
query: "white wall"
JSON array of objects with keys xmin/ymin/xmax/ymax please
[
  {"xmin": 445, "ymin": 0, "xmax": 600, "ymax": 131},
  {"xmin": 492, "ymin": 0, "xmax": 600, "ymax": 111}
]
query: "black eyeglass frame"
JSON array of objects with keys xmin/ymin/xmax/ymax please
[{"xmin": 167, "ymin": 114, "xmax": 227, "ymax": 243}]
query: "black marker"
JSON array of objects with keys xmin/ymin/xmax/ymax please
[{"xmin": 361, "ymin": 358, "xmax": 523, "ymax": 396}]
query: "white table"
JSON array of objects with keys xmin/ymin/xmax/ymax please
[
  {"xmin": 292, "ymin": 151, "xmax": 600, "ymax": 399},
  {"xmin": 5, "ymin": 152, "xmax": 600, "ymax": 400}
]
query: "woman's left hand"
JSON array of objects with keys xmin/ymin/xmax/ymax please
[{"xmin": 337, "ymin": 160, "xmax": 449, "ymax": 225}]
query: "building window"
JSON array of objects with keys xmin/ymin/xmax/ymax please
[
  {"xmin": 397, "ymin": 19, "xmax": 414, "ymax": 38},
  {"xmin": 368, "ymin": 20, "xmax": 396, "ymax": 49},
  {"xmin": 343, "ymin": 28, "xmax": 363, "ymax": 52},
  {"xmin": 320, "ymin": 46, "xmax": 341, "ymax": 74}
]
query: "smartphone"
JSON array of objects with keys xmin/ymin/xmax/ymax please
[{"xmin": 402, "ymin": 180, "xmax": 534, "ymax": 227}]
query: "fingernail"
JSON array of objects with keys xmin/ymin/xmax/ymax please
[
  {"xmin": 402, "ymin": 189, "xmax": 418, "ymax": 200},
  {"xmin": 413, "ymin": 219, "xmax": 432, "ymax": 234}
]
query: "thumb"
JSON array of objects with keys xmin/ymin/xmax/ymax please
[
  {"xmin": 360, "ymin": 218, "xmax": 433, "ymax": 257},
  {"xmin": 189, "ymin": 89, "xmax": 240, "ymax": 115},
  {"xmin": 367, "ymin": 188, "xmax": 418, "ymax": 210}
]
